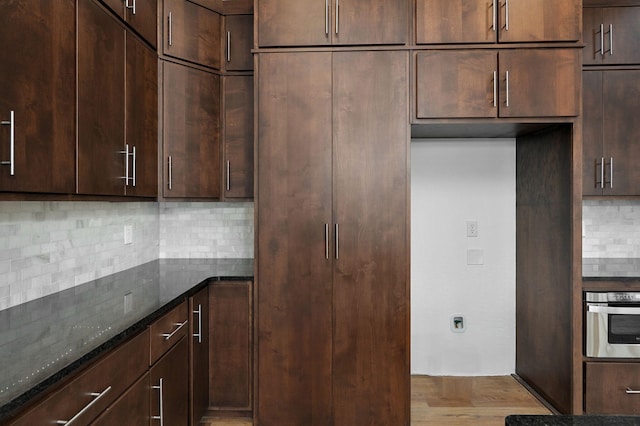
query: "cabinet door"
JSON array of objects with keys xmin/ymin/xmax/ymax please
[
  {"xmin": 223, "ymin": 76, "xmax": 254, "ymax": 200},
  {"xmin": 189, "ymin": 286, "xmax": 209, "ymax": 424},
  {"xmin": 257, "ymin": 52, "xmax": 333, "ymax": 426},
  {"xmin": 125, "ymin": 32, "xmax": 158, "ymax": 197},
  {"xmin": 332, "ymin": 0, "xmax": 408, "ymax": 46},
  {"xmin": 163, "ymin": 0, "xmax": 221, "ymax": 69},
  {"xmin": 78, "ymin": 0, "xmax": 126, "ymax": 196},
  {"xmin": 91, "ymin": 374, "xmax": 150, "ymax": 425},
  {"xmin": 583, "ymin": 71, "xmax": 604, "ymax": 197},
  {"xmin": 224, "ymin": 15, "xmax": 253, "ymax": 71},
  {"xmin": 499, "ymin": 49, "xmax": 579, "ymax": 118},
  {"xmin": 586, "ymin": 362, "xmax": 640, "ymax": 414},
  {"xmin": 583, "ymin": 8, "xmax": 603, "ymax": 66},
  {"xmin": 163, "ymin": 61, "xmax": 220, "ymax": 199},
  {"xmin": 416, "ymin": 50, "xmax": 498, "ymax": 118},
  {"xmin": 602, "ymin": 7, "xmax": 640, "ymax": 65},
  {"xmin": 0, "ymin": 0, "xmax": 75, "ymax": 193},
  {"xmin": 126, "ymin": 0, "xmax": 158, "ymax": 49},
  {"xmin": 497, "ymin": 0, "xmax": 581, "ymax": 43},
  {"xmin": 210, "ymin": 281, "xmax": 252, "ymax": 411},
  {"xmin": 332, "ymin": 50, "xmax": 409, "ymax": 426},
  {"xmin": 602, "ymin": 70, "xmax": 640, "ymax": 197},
  {"xmin": 257, "ymin": 0, "xmax": 330, "ymax": 47},
  {"xmin": 150, "ymin": 337, "xmax": 189, "ymax": 426},
  {"xmin": 416, "ymin": 0, "xmax": 495, "ymax": 44}
]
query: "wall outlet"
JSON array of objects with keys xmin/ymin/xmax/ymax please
[
  {"xmin": 466, "ymin": 220, "xmax": 478, "ymax": 237},
  {"xmin": 451, "ymin": 314, "xmax": 466, "ymax": 333},
  {"xmin": 124, "ymin": 225, "xmax": 133, "ymax": 245},
  {"xmin": 123, "ymin": 292, "xmax": 133, "ymax": 314}
]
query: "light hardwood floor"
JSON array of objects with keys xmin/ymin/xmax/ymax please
[{"xmin": 202, "ymin": 375, "xmax": 551, "ymax": 425}]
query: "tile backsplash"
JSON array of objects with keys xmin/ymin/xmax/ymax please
[
  {"xmin": 583, "ymin": 200, "xmax": 640, "ymax": 258},
  {"xmin": 0, "ymin": 201, "xmax": 254, "ymax": 310}
]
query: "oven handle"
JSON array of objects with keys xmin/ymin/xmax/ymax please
[{"xmin": 588, "ymin": 305, "xmax": 640, "ymax": 315}]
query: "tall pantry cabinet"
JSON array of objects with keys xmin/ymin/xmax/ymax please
[{"xmin": 256, "ymin": 50, "xmax": 410, "ymax": 425}]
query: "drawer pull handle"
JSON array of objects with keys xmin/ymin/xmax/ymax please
[
  {"xmin": 193, "ymin": 304, "xmax": 202, "ymax": 343},
  {"xmin": 626, "ymin": 387, "xmax": 640, "ymax": 394},
  {"xmin": 162, "ymin": 320, "xmax": 188, "ymax": 341},
  {"xmin": 55, "ymin": 386, "xmax": 112, "ymax": 425},
  {"xmin": 152, "ymin": 378, "xmax": 164, "ymax": 426}
]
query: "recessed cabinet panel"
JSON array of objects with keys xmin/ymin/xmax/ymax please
[
  {"xmin": 416, "ymin": 0, "xmax": 496, "ymax": 44},
  {"xmin": 583, "ymin": 6, "xmax": 640, "ymax": 65},
  {"xmin": 0, "ymin": 0, "xmax": 76, "ymax": 194}
]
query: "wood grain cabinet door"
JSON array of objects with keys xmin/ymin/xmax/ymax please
[
  {"xmin": 92, "ymin": 373, "xmax": 151, "ymax": 426},
  {"xmin": 331, "ymin": 0, "xmax": 408, "ymax": 46},
  {"xmin": 416, "ymin": 0, "xmax": 496, "ymax": 44},
  {"xmin": 257, "ymin": 0, "xmax": 331, "ymax": 47},
  {"xmin": 0, "ymin": 0, "xmax": 75, "ymax": 194},
  {"xmin": 223, "ymin": 15, "xmax": 254, "ymax": 71},
  {"xmin": 584, "ymin": 7, "xmax": 640, "ymax": 66},
  {"xmin": 189, "ymin": 286, "xmax": 209, "ymax": 424},
  {"xmin": 126, "ymin": 0, "xmax": 158, "ymax": 49},
  {"xmin": 163, "ymin": 0, "xmax": 221, "ymax": 69},
  {"xmin": 77, "ymin": 0, "xmax": 126, "ymax": 196},
  {"xmin": 332, "ymin": 50, "xmax": 409, "ymax": 426},
  {"xmin": 257, "ymin": 52, "xmax": 334, "ymax": 426},
  {"xmin": 150, "ymin": 337, "xmax": 189, "ymax": 426},
  {"xmin": 162, "ymin": 61, "xmax": 220, "ymax": 199},
  {"xmin": 582, "ymin": 70, "xmax": 604, "ymax": 196},
  {"xmin": 497, "ymin": 0, "xmax": 581, "ymax": 43},
  {"xmin": 586, "ymin": 362, "xmax": 640, "ymax": 414},
  {"xmin": 416, "ymin": 50, "xmax": 498, "ymax": 118},
  {"xmin": 222, "ymin": 75, "xmax": 254, "ymax": 200},
  {"xmin": 498, "ymin": 49, "xmax": 580, "ymax": 118}
]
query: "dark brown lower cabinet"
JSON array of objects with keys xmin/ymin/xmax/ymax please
[
  {"xmin": 190, "ymin": 286, "xmax": 210, "ymax": 423},
  {"xmin": 210, "ymin": 281, "xmax": 253, "ymax": 413},
  {"xmin": 150, "ymin": 336, "xmax": 189, "ymax": 426},
  {"xmin": 257, "ymin": 50, "xmax": 409, "ymax": 425},
  {"xmin": 585, "ymin": 362, "xmax": 640, "ymax": 414},
  {"xmin": 92, "ymin": 373, "xmax": 150, "ymax": 425}
]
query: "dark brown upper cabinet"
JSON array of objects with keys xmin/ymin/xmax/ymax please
[
  {"xmin": 416, "ymin": 0, "xmax": 581, "ymax": 44},
  {"xmin": 77, "ymin": 0, "xmax": 157, "ymax": 197},
  {"xmin": 223, "ymin": 14, "xmax": 254, "ymax": 71},
  {"xmin": 162, "ymin": 61, "xmax": 221, "ymax": 199},
  {"xmin": 0, "ymin": 0, "xmax": 76, "ymax": 194},
  {"xmin": 101, "ymin": 0, "xmax": 158, "ymax": 48},
  {"xmin": 583, "ymin": 6, "xmax": 640, "ymax": 65},
  {"xmin": 583, "ymin": 70, "xmax": 640, "ymax": 197},
  {"xmin": 416, "ymin": 49, "xmax": 580, "ymax": 119},
  {"xmin": 257, "ymin": 0, "xmax": 408, "ymax": 47},
  {"xmin": 163, "ymin": 0, "xmax": 221, "ymax": 69}
]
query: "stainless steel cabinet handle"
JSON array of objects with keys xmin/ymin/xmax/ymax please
[
  {"xmin": 491, "ymin": 0, "xmax": 496, "ymax": 32},
  {"xmin": 226, "ymin": 160, "xmax": 231, "ymax": 191},
  {"xmin": 505, "ymin": 71, "xmax": 510, "ymax": 107},
  {"xmin": 325, "ymin": 0, "xmax": 329, "ymax": 35},
  {"xmin": 588, "ymin": 305, "xmax": 640, "ymax": 315},
  {"xmin": 335, "ymin": 223, "xmax": 339, "ymax": 260},
  {"xmin": 493, "ymin": 71, "xmax": 497, "ymax": 108},
  {"xmin": 325, "ymin": 224, "xmax": 329, "ymax": 259},
  {"xmin": 504, "ymin": 0, "xmax": 509, "ymax": 31},
  {"xmin": 120, "ymin": 144, "xmax": 130, "ymax": 186},
  {"xmin": 152, "ymin": 378, "xmax": 164, "ymax": 426},
  {"xmin": 626, "ymin": 388, "xmax": 640, "ymax": 394},
  {"xmin": 335, "ymin": 0, "xmax": 339, "ymax": 35},
  {"xmin": 598, "ymin": 157, "xmax": 604, "ymax": 190},
  {"xmin": 226, "ymin": 31, "xmax": 231, "ymax": 63},
  {"xmin": 599, "ymin": 24, "xmax": 605, "ymax": 56},
  {"xmin": 131, "ymin": 145, "xmax": 136, "ymax": 187},
  {"xmin": 125, "ymin": 0, "xmax": 136, "ymax": 14},
  {"xmin": 608, "ymin": 24, "xmax": 614, "ymax": 55},
  {"xmin": 168, "ymin": 12, "xmax": 173, "ymax": 46},
  {"xmin": 168, "ymin": 156, "xmax": 172, "ymax": 190},
  {"xmin": 1, "ymin": 110, "xmax": 15, "ymax": 175},
  {"xmin": 609, "ymin": 156, "xmax": 613, "ymax": 189},
  {"xmin": 55, "ymin": 386, "xmax": 112, "ymax": 425},
  {"xmin": 193, "ymin": 304, "xmax": 202, "ymax": 343},
  {"xmin": 162, "ymin": 320, "xmax": 188, "ymax": 341}
]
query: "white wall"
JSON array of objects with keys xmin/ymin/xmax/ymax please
[{"xmin": 411, "ymin": 139, "xmax": 516, "ymax": 376}]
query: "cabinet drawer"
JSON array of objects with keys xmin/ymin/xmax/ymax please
[
  {"xmin": 586, "ymin": 362, "xmax": 640, "ymax": 414},
  {"xmin": 10, "ymin": 329, "xmax": 149, "ymax": 426},
  {"xmin": 149, "ymin": 301, "xmax": 189, "ymax": 365}
]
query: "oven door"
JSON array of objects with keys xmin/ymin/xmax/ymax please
[{"xmin": 587, "ymin": 304, "xmax": 640, "ymax": 358}]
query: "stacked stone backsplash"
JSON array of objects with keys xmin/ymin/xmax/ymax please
[
  {"xmin": 583, "ymin": 200, "xmax": 640, "ymax": 258},
  {"xmin": 0, "ymin": 201, "xmax": 254, "ymax": 311}
]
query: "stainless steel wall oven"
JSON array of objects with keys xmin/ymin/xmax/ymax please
[{"xmin": 585, "ymin": 292, "xmax": 640, "ymax": 358}]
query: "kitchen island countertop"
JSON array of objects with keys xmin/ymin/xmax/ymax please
[
  {"xmin": 0, "ymin": 258, "xmax": 253, "ymax": 421},
  {"xmin": 506, "ymin": 415, "xmax": 640, "ymax": 425}
]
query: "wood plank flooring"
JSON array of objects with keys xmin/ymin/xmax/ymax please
[{"xmin": 202, "ymin": 375, "xmax": 551, "ymax": 425}]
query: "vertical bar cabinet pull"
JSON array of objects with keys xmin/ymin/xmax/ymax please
[
  {"xmin": 0, "ymin": 110, "xmax": 14, "ymax": 175},
  {"xmin": 325, "ymin": 0, "xmax": 329, "ymax": 36},
  {"xmin": 193, "ymin": 304, "xmax": 202, "ymax": 343},
  {"xmin": 490, "ymin": 0, "xmax": 496, "ymax": 32},
  {"xmin": 504, "ymin": 0, "xmax": 509, "ymax": 31},
  {"xmin": 335, "ymin": 0, "xmax": 339, "ymax": 35},
  {"xmin": 168, "ymin": 12, "xmax": 173, "ymax": 46},
  {"xmin": 120, "ymin": 144, "xmax": 130, "ymax": 186},
  {"xmin": 226, "ymin": 161, "xmax": 231, "ymax": 191},
  {"xmin": 493, "ymin": 71, "xmax": 497, "ymax": 108},
  {"xmin": 168, "ymin": 156, "xmax": 172, "ymax": 190},
  {"xmin": 131, "ymin": 145, "xmax": 136, "ymax": 187},
  {"xmin": 599, "ymin": 24, "xmax": 605, "ymax": 56},
  {"xmin": 226, "ymin": 31, "xmax": 231, "ymax": 63},
  {"xmin": 152, "ymin": 378, "xmax": 164, "ymax": 426},
  {"xmin": 335, "ymin": 223, "xmax": 339, "ymax": 260},
  {"xmin": 325, "ymin": 224, "xmax": 329, "ymax": 259},
  {"xmin": 505, "ymin": 71, "xmax": 510, "ymax": 107},
  {"xmin": 609, "ymin": 157, "xmax": 614, "ymax": 189},
  {"xmin": 608, "ymin": 24, "xmax": 614, "ymax": 55}
]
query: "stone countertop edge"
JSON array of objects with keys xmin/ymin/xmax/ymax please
[
  {"xmin": 505, "ymin": 415, "xmax": 640, "ymax": 425},
  {"xmin": 0, "ymin": 261, "xmax": 253, "ymax": 422}
]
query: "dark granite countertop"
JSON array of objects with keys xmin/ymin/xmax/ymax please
[
  {"xmin": 583, "ymin": 258, "xmax": 640, "ymax": 280},
  {"xmin": 506, "ymin": 415, "xmax": 640, "ymax": 425},
  {"xmin": 0, "ymin": 258, "xmax": 253, "ymax": 421}
]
